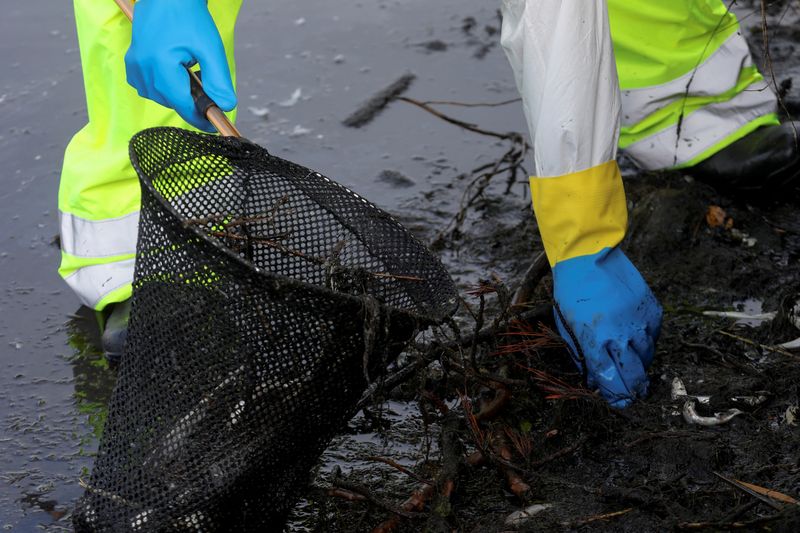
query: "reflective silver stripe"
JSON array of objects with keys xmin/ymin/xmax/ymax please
[
  {"xmin": 620, "ymin": 32, "xmax": 753, "ymax": 128},
  {"xmin": 59, "ymin": 210, "xmax": 140, "ymax": 258},
  {"xmin": 63, "ymin": 258, "xmax": 136, "ymax": 309},
  {"xmin": 623, "ymin": 80, "xmax": 776, "ymax": 170}
]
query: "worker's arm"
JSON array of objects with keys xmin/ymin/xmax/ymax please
[
  {"xmin": 124, "ymin": 0, "xmax": 237, "ymax": 132},
  {"xmin": 500, "ymin": 0, "xmax": 662, "ymax": 407}
]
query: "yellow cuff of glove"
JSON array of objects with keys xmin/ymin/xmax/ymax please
[{"xmin": 530, "ymin": 160, "xmax": 628, "ymax": 267}]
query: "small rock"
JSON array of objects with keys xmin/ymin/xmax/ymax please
[
  {"xmin": 377, "ymin": 169, "xmax": 415, "ymax": 188},
  {"xmin": 420, "ymin": 40, "xmax": 448, "ymax": 52},
  {"xmin": 786, "ymin": 405, "xmax": 798, "ymax": 427},
  {"xmin": 462, "ymin": 17, "xmax": 477, "ymax": 34},
  {"xmin": 333, "ymin": 54, "xmax": 346, "ymax": 64}
]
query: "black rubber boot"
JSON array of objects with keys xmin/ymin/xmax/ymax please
[
  {"xmin": 688, "ymin": 121, "xmax": 800, "ymax": 202},
  {"xmin": 101, "ymin": 299, "xmax": 131, "ymax": 364}
]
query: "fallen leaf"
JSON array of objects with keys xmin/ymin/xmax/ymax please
[
  {"xmin": 734, "ymin": 479, "xmax": 799, "ymax": 505},
  {"xmin": 706, "ymin": 205, "xmax": 728, "ymax": 228}
]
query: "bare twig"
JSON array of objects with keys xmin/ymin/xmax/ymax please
[
  {"xmin": 529, "ymin": 436, "xmax": 587, "ymax": 468},
  {"xmin": 676, "ymin": 512, "xmax": 791, "ymax": 530},
  {"xmin": 475, "ymin": 383, "xmax": 511, "ymax": 422},
  {"xmin": 207, "ymin": 229, "xmax": 425, "ymax": 284},
  {"xmin": 469, "ymin": 290, "xmax": 487, "ymax": 370},
  {"xmin": 421, "ymin": 390, "xmax": 451, "ymax": 416},
  {"xmin": 491, "ymin": 429, "xmax": 531, "ymax": 500},
  {"xmin": 435, "ymin": 145, "xmax": 528, "ymax": 243},
  {"xmin": 759, "ymin": 0, "xmax": 799, "ymax": 144},
  {"xmin": 331, "ymin": 477, "xmax": 419, "ymax": 519},
  {"xmin": 417, "ymin": 304, "xmax": 552, "ymax": 362},
  {"xmin": 370, "ymin": 483, "xmax": 435, "ymax": 533},
  {"xmin": 672, "ymin": 0, "xmax": 737, "ymax": 166},
  {"xmin": 504, "ymin": 426, "xmax": 534, "ymax": 461},
  {"xmin": 396, "ymin": 96, "xmax": 530, "ymax": 245},
  {"xmin": 370, "ymin": 272, "xmax": 425, "ymax": 282},
  {"xmin": 560, "ymin": 508, "xmax": 633, "ymax": 528},
  {"xmin": 714, "ymin": 471, "xmax": 796, "ymax": 510},
  {"xmin": 371, "ymin": 427, "xmax": 468, "ymax": 533},
  {"xmin": 460, "ymin": 392, "xmax": 486, "ymax": 450},
  {"xmin": 425, "ymin": 412, "xmax": 464, "ymax": 531},
  {"xmin": 78, "ymin": 478, "xmax": 140, "ymax": 509},
  {"xmin": 399, "ymin": 97, "xmax": 523, "ymax": 142},
  {"xmin": 518, "ymin": 365, "xmax": 599, "ymax": 402},
  {"xmin": 366, "ymin": 456, "xmax": 433, "ymax": 486},
  {"xmin": 357, "ymin": 360, "xmax": 423, "ymax": 410},
  {"xmin": 325, "ymin": 487, "xmax": 368, "ymax": 503},
  {"xmin": 414, "ymin": 97, "xmax": 521, "ymax": 108},
  {"xmin": 512, "ymin": 251, "xmax": 550, "ymax": 309},
  {"xmin": 715, "ymin": 329, "xmax": 798, "ymax": 358}
]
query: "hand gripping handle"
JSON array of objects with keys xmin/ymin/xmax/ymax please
[{"xmin": 113, "ymin": 0, "xmax": 241, "ymax": 137}]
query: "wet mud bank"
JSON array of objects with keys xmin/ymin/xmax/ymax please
[{"xmin": 290, "ymin": 170, "xmax": 800, "ymax": 532}]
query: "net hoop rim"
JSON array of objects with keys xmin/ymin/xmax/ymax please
[{"xmin": 129, "ymin": 127, "xmax": 458, "ymax": 324}]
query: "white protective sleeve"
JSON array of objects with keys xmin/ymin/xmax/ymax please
[{"xmin": 500, "ymin": 0, "xmax": 621, "ymax": 178}]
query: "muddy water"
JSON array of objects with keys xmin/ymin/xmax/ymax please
[{"xmin": 0, "ymin": 0, "xmax": 526, "ymax": 529}]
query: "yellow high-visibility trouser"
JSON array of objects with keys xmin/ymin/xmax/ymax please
[
  {"xmin": 59, "ymin": 0, "xmax": 777, "ymax": 310},
  {"xmin": 59, "ymin": 0, "xmax": 242, "ymax": 310},
  {"xmin": 610, "ymin": 0, "xmax": 778, "ymax": 171}
]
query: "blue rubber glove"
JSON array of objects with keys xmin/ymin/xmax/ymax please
[
  {"xmin": 124, "ymin": 0, "xmax": 237, "ymax": 132},
  {"xmin": 552, "ymin": 247, "xmax": 662, "ymax": 408}
]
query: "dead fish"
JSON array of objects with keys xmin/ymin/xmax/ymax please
[
  {"xmin": 671, "ymin": 377, "xmax": 688, "ymax": 400},
  {"xmin": 671, "ymin": 377, "xmax": 711, "ymax": 404},
  {"xmin": 789, "ymin": 301, "xmax": 800, "ymax": 329},
  {"xmin": 682, "ymin": 400, "xmax": 743, "ymax": 426},
  {"xmin": 778, "ymin": 336, "xmax": 800, "ymax": 350},
  {"xmin": 730, "ymin": 394, "xmax": 769, "ymax": 407},
  {"xmin": 702, "ymin": 310, "xmax": 776, "ymax": 321},
  {"xmin": 505, "ymin": 503, "xmax": 553, "ymax": 527},
  {"xmin": 703, "ymin": 300, "xmax": 800, "ymax": 330}
]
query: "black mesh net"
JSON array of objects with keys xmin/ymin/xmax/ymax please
[{"xmin": 73, "ymin": 127, "xmax": 457, "ymax": 532}]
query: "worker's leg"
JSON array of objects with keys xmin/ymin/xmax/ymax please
[
  {"xmin": 608, "ymin": 0, "xmax": 779, "ymax": 170},
  {"xmin": 59, "ymin": 0, "xmax": 242, "ymax": 311}
]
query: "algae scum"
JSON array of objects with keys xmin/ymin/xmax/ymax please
[{"xmin": 2, "ymin": 0, "xmax": 800, "ymax": 531}]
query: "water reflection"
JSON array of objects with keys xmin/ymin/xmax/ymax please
[{"xmin": 66, "ymin": 306, "xmax": 116, "ymax": 444}]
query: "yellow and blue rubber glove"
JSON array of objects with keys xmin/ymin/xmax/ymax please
[
  {"xmin": 532, "ymin": 162, "xmax": 662, "ymax": 408},
  {"xmin": 501, "ymin": 0, "xmax": 663, "ymax": 408},
  {"xmin": 124, "ymin": 0, "xmax": 237, "ymax": 132}
]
